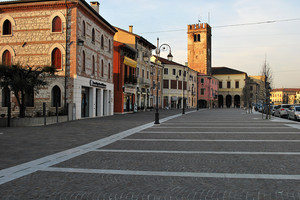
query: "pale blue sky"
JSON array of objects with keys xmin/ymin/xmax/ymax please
[
  {"xmin": 95, "ymin": 0, "xmax": 300, "ymax": 88},
  {"xmin": 1, "ymin": 0, "xmax": 299, "ymax": 88}
]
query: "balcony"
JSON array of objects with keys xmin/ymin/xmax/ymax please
[
  {"xmin": 138, "ymin": 77, "xmax": 151, "ymax": 86},
  {"xmin": 124, "ymin": 75, "xmax": 137, "ymax": 85}
]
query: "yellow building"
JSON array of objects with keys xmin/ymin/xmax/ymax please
[
  {"xmin": 212, "ymin": 67, "xmax": 247, "ymax": 108},
  {"xmin": 270, "ymin": 88, "xmax": 300, "ymax": 104}
]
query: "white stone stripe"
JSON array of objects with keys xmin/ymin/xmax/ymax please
[
  {"xmin": 43, "ymin": 167, "xmax": 300, "ymax": 180},
  {"xmin": 139, "ymin": 131, "xmax": 300, "ymax": 134},
  {"xmin": 95, "ymin": 149, "xmax": 300, "ymax": 155},
  {"xmin": 286, "ymin": 124, "xmax": 300, "ymax": 130},
  {"xmin": 121, "ymin": 139, "xmax": 300, "ymax": 142},
  {"xmin": 0, "ymin": 113, "xmax": 184, "ymax": 185},
  {"xmin": 151, "ymin": 127, "xmax": 292, "ymax": 129}
]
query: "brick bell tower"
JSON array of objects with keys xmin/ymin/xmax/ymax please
[{"xmin": 187, "ymin": 23, "xmax": 212, "ymax": 75}]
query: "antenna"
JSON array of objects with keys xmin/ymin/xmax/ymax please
[{"xmin": 198, "ymin": 14, "xmax": 201, "ymax": 23}]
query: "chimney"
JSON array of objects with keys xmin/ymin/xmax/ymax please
[
  {"xmin": 129, "ymin": 25, "xmax": 133, "ymax": 33},
  {"xmin": 90, "ymin": 1, "xmax": 100, "ymax": 13}
]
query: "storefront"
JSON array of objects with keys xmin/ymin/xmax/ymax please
[{"xmin": 123, "ymin": 87, "xmax": 135, "ymax": 112}]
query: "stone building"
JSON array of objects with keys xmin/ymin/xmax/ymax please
[
  {"xmin": 212, "ymin": 67, "xmax": 247, "ymax": 108},
  {"xmin": 270, "ymin": 88, "xmax": 300, "ymax": 105},
  {"xmin": 114, "ymin": 26, "xmax": 155, "ymax": 111},
  {"xmin": 0, "ymin": 0, "xmax": 117, "ymax": 119}
]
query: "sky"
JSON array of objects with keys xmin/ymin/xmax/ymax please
[{"xmin": 92, "ymin": 0, "xmax": 300, "ymax": 89}]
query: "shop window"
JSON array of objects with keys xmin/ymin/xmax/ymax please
[
  {"xmin": 82, "ymin": 51, "xmax": 86, "ymax": 72},
  {"xmin": 51, "ymin": 48, "xmax": 62, "ymax": 69},
  {"xmin": 92, "ymin": 28, "xmax": 95, "ymax": 43},
  {"xmin": 51, "ymin": 85, "xmax": 61, "ymax": 107},
  {"xmin": 52, "ymin": 16, "xmax": 62, "ymax": 32},
  {"xmin": 3, "ymin": 20, "xmax": 12, "ymax": 35},
  {"xmin": 2, "ymin": 50, "xmax": 11, "ymax": 66},
  {"xmin": 2, "ymin": 87, "xmax": 10, "ymax": 107}
]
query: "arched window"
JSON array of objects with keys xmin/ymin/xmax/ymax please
[
  {"xmin": 82, "ymin": 20, "xmax": 86, "ymax": 37},
  {"xmin": 92, "ymin": 55, "xmax": 95, "ymax": 74},
  {"xmin": 92, "ymin": 28, "xmax": 95, "ymax": 43},
  {"xmin": 51, "ymin": 48, "xmax": 62, "ymax": 69},
  {"xmin": 3, "ymin": 20, "xmax": 12, "ymax": 35},
  {"xmin": 108, "ymin": 63, "xmax": 111, "ymax": 79},
  {"xmin": 2, "ymin": 86, "xmax": 10, "ymax": 107},
  {"xmin": 2, "ymin": 50, "xmax": 11, "ymax": 66},
  {"xmin": 52, "ymin": 16, "xmax": 62, "ymax": 32},
  {"xmin": 101, "ymin": 35, "xmax": 104, "ymax": 49},
  {"xmin": 82, "ymin": 51, "xmax": 86, "ymax": 71},
  {"xmin": 101, "ymin": 59, "xmax": 104, "ymax": 77},
  {"xmin": 198, "ymin": 34, "xmax": 200, "ymax": 42},
  {"xmin": 51, "ymin": 85, "xmax": 61, "ymax": 107}
]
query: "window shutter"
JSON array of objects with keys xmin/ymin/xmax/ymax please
[
  {"xmin": 2, "ymin": 50, "xmax": 11, "ymax": 66},
  {"xmin": 52, "ymin": 48, "xmax": 61, "ymax": 69},
  {"xmin": 52, "ymin": 17, "xmax": 62, "ymax": 32}
]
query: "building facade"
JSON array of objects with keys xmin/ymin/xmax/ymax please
[
  {"xmin": 212, "ymin": 67, "xmax": 247, "ymax": 108},
  {"xmin": 270, "ymin": 88, "xmax": 300, "ymax": 105},
  {"xmin": 113, "ymin": 41, "xmax": 137, "ymax": 113},
  {"xmin": 114, "ymin": 26, "xmax": 156, "ymax": 111},
  {"xmin": 0, "ymin": 0, "xmax": 116, "ymax": 119},
  {"xmin": 198, "ymin": 74, "xmax": 219, "ymax": 108},
  {"xmin": 150, "ymin": 57, "xmax": 163, "ymax": 109}
]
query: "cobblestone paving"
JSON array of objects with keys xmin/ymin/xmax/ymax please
[{"xmin": 1, "ymin": 109, "xmax": 300, "ymax": 200}]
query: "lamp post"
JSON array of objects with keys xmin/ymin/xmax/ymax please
[{"xmin": 154, "ymin": 37, "xmax": 173, "ymax": 124}]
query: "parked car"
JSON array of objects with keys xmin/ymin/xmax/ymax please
[
  {"xmin": 272, "ymin": 105, "xmax": 280, "ymax": 116},
  {"xmin": 274, "ymin": 104, "xmax": 292, "ymax": 118},
  {"xmin": 287, "ymin": 106, "xmax": 300, "ymax": 121}
]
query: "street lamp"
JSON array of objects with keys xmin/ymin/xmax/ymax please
[{"xmin": 154, "ymin": 37, "xmax": 173, "ymax": 125}]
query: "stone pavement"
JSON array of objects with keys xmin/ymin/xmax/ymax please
[{"xmin": 1, "ymin": 108, "xmax": 300, "ymax": 200}]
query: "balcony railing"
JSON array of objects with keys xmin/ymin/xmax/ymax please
[{"xmin": 124, "ymin": 75, "xmax": 137, "ymax": 85}]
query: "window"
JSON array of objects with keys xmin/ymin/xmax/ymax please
[
  {"xmin": 235, "ymin": 81, "xmax": 239, "ymax": 88},
  {"xmin": 147, "ymin": 71, "xmax": 149, "ymax": 79},
  {"xmin": 158, "ymin": 81, "xmax": 161, "ymax": 90},
  {"xmin": 82, "ymin": 21, "xmax": 86, "ymax": 37},
  {"xmin": 201, "ymin": 88, "xmax": 205, "ymax": 95},
  {"xmin": 136, "ymin": 67, "xmax": 139, "ymax": 77},
  {"xmin": 219, "ymin": 81, "xmax": 223, "ymax": 88},
  {"xmin": 52, "ymin": 16, "xmax": 62, "ymax": 32},
  {"xmin": 227, "ymin": 81, "xmax": 231, "ymax": 88},
  {"xmin": 25, "ymin": 88, "xmax": 34, "ymax": 107},
  {"xmin": 163, "ymin": 80, "xmax": 169, "ymax": 89},
  {"xmin": 108, "ymin": 40, "xmax": 111, "ymax": 52},
  {"xmin": 172, "ymin": 69, "xmax": 176, "ymax": 75},
  {"xmin": 82, "ymin": 51, "xmax": 86, "ymax": 71},
  {"xmin": 2, "ymin": 50, "xmax": 11, "ymax": 66},
  {"xmin": 179, "ymin": 70, "xmax": 182, "ymax": 76},
  {"xmin": 178, "ymin": 81, "xmax": 182, "ymax": 89},
  {"xmin": 194, "ymin": 34, "xmax": 197, "ymax": 42},
  {"xmin": 183, "ymin": 81, "xmax": 187, "ymax": 90},
  {"xmin": 194, "ymin": 34, "xmax": 200, "ymax": 42},
  {"xmin": 142, "ymin": 69, "xmax": 144, "ymax": 78},
  {"xmin": 51, "ymin": 86, "xmax": 61, "ymax": 107},
  {"xmin": 108, "ymin": 63, "xmax": 111, "ymax": 79},
  {"xmin": 51, "ymin": 48, "xmax": 62, "ymax": 69},
  {"xmin": 201, "ymin": 78, "xmax": 204, "ymax": 84},
  {"xmin": 171, "ymin": 80, "xmax": 177, "ymax": 89},
  {"xmin": 2, "ymin": 87, "xmax": 10, "ymax": 107},
  {"xmin": 92, "ymin": 28, "xmax": 95, "ymax": 43},
  {"xmin": 101, "ymin": 35, "xmax": 104, "ymax": 49},
  {"xmin": 164, "ymin": 68, "xmax": 168, "ymax": 75},
  {"xmin": 3, "ymin": 20, "xmax": 12, "ymax": 35},
  {"xmin": 198, "ymin": 34, "xmax": 200, "ymax": 41},
  {"xmin": 250, "ymin": 86, "xmax": 253, "ymax": 91},
  {"xmin": 101, "ymin": 60, "xmax": 104, "ymax": 77},
  {"xmin": 92, "ymin": 56, "xmax": 95, "ymax": 74}
]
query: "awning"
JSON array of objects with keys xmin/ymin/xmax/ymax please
[{"xmin": 124, "ymin": 56, "xmax": 137, "ymax": 68}]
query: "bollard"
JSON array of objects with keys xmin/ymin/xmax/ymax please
[
  {"xmin": 7, "ymin": 101, "xmax": 11, "ymax": 127},
  {"xmin": 43, "ymin": 102, "xmax": 46, "ymax": 125}
]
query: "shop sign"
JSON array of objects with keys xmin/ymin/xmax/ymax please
[
  {"xmin": 90, "ymin": 80, "xmax": 106, "ymax": 88},
  {"xmin": 124, "ymin": 87, "xmax": 136, "ymax": 94}
]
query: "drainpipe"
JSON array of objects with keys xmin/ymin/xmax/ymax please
[{"xmin": 64, "ymin": 0, "xmax": 68, "ymax": 112}]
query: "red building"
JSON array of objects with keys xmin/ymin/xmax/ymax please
[
  {"xmin": 113, "ymin": 41, "xmax": 137, "ymax": 113},
  {"xmin": 197, "ymin": 73, "xmax": 219, "ymax": 108}
]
